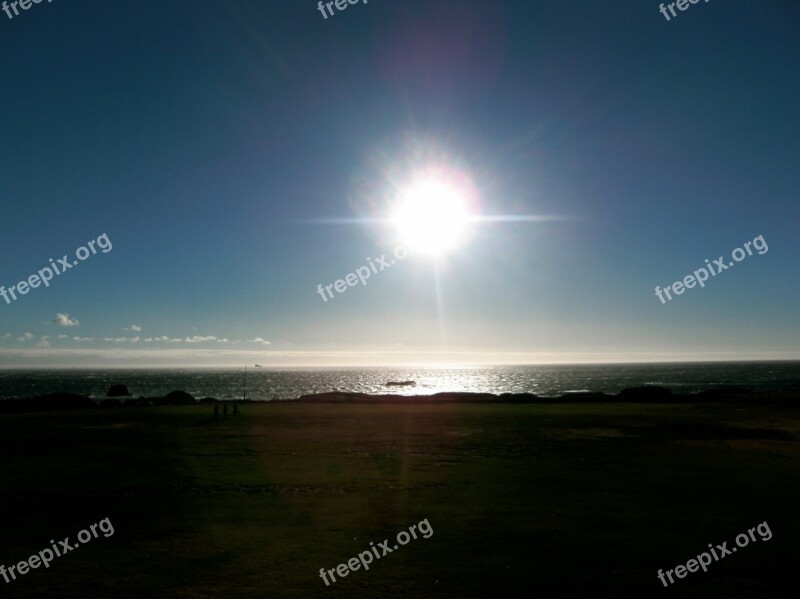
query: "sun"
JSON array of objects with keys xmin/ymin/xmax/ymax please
[{"xmin": 391, "ymin": 172, "xmax": 475, "ymax": 256}]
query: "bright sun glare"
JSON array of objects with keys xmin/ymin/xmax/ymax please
[{"xmin": 391, "ymin": 174, "xmax": 474, "ymax": 256}]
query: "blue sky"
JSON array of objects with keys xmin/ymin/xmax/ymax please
[{"xmin": 0, "ymin": 0, "xmax": 798, "ymax": 367}]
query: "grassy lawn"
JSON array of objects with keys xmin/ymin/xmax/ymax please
[{"xmin": 1, "ymin": 402, "xmax": 798, "ymax": 597}]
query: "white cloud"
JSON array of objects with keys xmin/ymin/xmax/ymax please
[
  {"xmin": 58, "ymin": 334, "xmax": 68, "ymax": 339},
  {"xmin": 124, "ymin": 325, "xmax": 142, "ymax": 332},
  {"xmin": 41, "ymin": 336, "xmax": 50, "ymax": 340},
  {"xmin": 53, "ymin": 313, "xmax": 80, "ymax": 327},
  {"xmin": 184, "ymin": 336, "xmax": 218, "ymax": 343},
  {"xmin": 18, "ymin": 332, "xmax": 34, "ymax": 341},
  {"xmin": 36, "ymin": 340, "xmax": 51, "ymax": 349},
  {"xmin": 144, "ymin": 335, "xmax": 248, "ymax": 345},
  {"xmin": 130, "ymin": 336, "xmax": 140, "ymax": 343},
  {"xmin": 2, "ymin": 333, "xmax": 11, "ymax": 339},
  {"xmin": 248, "ymin": 337, "xmax": 271, "ymax": 346},
  {"xmin": 104, "ymin": 337, "xmax": 127, "ymax": 343},
  {"xmin": 73, "ymin": 337, "xmax": 93, "ymax": 342}
]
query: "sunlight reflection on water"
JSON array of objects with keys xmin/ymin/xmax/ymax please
[{"xmin": 1, "ymin": 362, "xmax": 799, "ymax": 400}]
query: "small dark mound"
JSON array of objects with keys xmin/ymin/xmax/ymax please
[
  {"xmin": 557, "ymin": 391, "xmax": 614, "ymax": 402},
  {"xmin": 99, "ymin": 399, "xmax": 123, "ymax": 408},
  {"xmin": 164, "ymin": 390, "xmax": 196, "ymax": 405},
  {"xmin": 498, "ymin": 393, "xmax": 539, "ymax": 403},
  {"xmin": 617, "ymin": 386, "xmax": 673, "ymax": 401},
  {"xmin": 107, "ymin": 384, "xmax": 131, "ymax": 397}
]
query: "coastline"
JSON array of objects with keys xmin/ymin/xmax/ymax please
[{"xmin": 2, "ymin": 385, "xmax": 798, "ymax": 415}]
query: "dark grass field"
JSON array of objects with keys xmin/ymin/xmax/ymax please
[{"xmin": 1, "ymin": 401, "xmax": 798, "ymax": 598}]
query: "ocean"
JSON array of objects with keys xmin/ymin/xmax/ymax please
[{"xmin": 1, "ymin": 361, "xmax": 799, "ymax": 400}]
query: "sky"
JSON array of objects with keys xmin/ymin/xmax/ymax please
[{"xmin": 0, "ymin": 0, "xmax": 798, "ymax": 367}]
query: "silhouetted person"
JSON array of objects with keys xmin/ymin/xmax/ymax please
[
  {"xmin": 213, "ymin": 404, "xmax": 219, "ymax": 419},
  {"xmin": 223, "ymin": 403, "xmax": 228, "ymax": 417},
  {"xmin": 233, "ymin": 403, "xmax": 240, "ymax": 417}
]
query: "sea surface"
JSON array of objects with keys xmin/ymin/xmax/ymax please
[{"xmin": 1, "ymin": 361, "xmax": 799, "ymax": 400}]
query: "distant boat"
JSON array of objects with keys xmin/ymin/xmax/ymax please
[
  {"xmin": 385, "ymin": 380, "xmax": 415, "ymax": 387},
  {"xmin": 255, "ymin": 364, "xmax": 263, "ymax": 368}
]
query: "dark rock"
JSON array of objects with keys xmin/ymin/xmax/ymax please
[
  {"xmin": 555, "ymin": 391, "xmax": 614, "ymax": 402},
  {"xmin": 107, "ymin": 384, "xmax": 131, "ymax": 397},
  {"xmin": 617, "ymin": 386, "xmax": 673, "ymax": 401},
  {"xmin": 164, "ymin": 390, "xmax": 196, "ymax": 405},
  {"xmin": 297, "ymin": 391, "xmax": 501, "ymax": 403},
  {"xmin": 498, "ymin": 393, "xmax": 539, "ymax": 403}
]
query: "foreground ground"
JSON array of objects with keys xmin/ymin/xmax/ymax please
[{"xmin": 0, "ymin": 401, "xmax": 798, "ymax": 598}]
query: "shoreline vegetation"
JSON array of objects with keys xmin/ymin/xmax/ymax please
[{"xmin": 0, "ymin": 385, "xmax": 798, "ymax": 414}]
